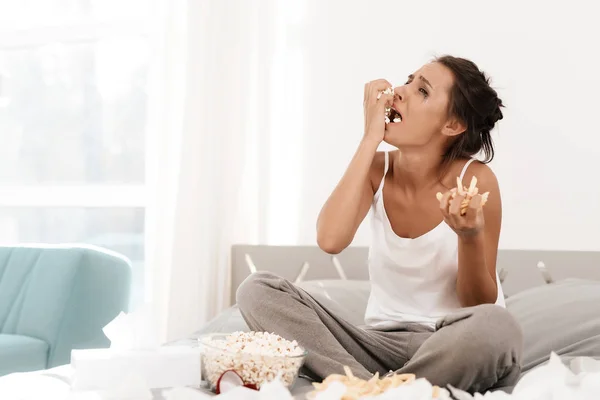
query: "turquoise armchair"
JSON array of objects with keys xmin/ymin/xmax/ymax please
[{"xmin": 0, "ymin": 244, "xmax": 132, "ymax": 376}]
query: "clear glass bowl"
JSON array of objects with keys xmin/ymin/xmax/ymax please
[{"xmin": 198, "ymin": 333, "xmax": 308, "ymax": 392}]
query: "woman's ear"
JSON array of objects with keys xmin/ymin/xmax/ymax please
[{"xmin": 442, "ymin": 117, "xmax": 466, "ymax": 137}]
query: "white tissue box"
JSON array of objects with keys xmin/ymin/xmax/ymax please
[{"xmin": 70, "ymin": 346, "xmax": 202, "ymax": 391}]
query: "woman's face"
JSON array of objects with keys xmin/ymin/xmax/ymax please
[{"xmin": 384, "ymin": 62, "xmax": 460, "ymax": 149}]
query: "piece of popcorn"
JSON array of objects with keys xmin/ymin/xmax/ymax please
[{"xmin": 376, "ymin": 86, "xmax": 394, "ymax": 100}]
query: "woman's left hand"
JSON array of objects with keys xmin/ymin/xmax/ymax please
[{"xmin": 439, "ymin": 189, "xmax": 485, "ymax": 238}]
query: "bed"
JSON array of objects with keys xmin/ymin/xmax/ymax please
[
  {"xmin": 189, "ymin": 245, "xmax": 600, "ymax": 398},
  {"xmin": 1, "ymin": 246, "xmax": 597, "ymax": 399}
]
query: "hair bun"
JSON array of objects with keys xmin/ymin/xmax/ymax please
[
  {"xmin": 494, "ymin": 97, "xmax": 504, "ymax": 120},
  {"xmin": 482, "ymin": 98, "xmax": 504, "ymax": 132},
  {"xmin": 491, "ymin": 103, "xmax": 504, "ymax": 123}
]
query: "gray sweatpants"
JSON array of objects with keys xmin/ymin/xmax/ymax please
[{"xmin": 236, "ymin": 272, "xmax": 523, "ymax": 394}]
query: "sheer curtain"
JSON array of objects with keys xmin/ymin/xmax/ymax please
[{"xmin": 143, "ymin": 0, "xmax": 306, "ymax": 342}]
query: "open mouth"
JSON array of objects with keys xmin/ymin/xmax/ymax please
[{"xmin": 385, "ymin": 106, "xmax": 402, "ymax": 124}]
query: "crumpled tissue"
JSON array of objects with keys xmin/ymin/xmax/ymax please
[
  {"xmin": 449, "ymin": 352, "xmax": 600, "ymax": 400},
  {"xmin": 70, "ymin": 305, "xmax": 202, "ymax": 393}
]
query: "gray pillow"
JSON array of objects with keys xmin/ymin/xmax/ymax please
[
  {"xmin": 189, "ymin": 305, "xmax": 249, "ymax": 337},
  {"xmin": 506, "ymin": 278, "xmax": 600, "ymax": 374},
  {"xmin": 188, "ymin": 280, "xmax": 371, "ymax": 338}
]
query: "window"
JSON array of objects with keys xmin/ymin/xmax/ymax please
[{"xmin": 0, "ymin": 0, "xmax": 155, "ymax": 308}]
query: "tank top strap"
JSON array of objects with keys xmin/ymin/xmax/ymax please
[
  {"xmin": 375, "ymin": 151, "xmax": 390, "ymax": 195},
  {"xmin": 459, "ymin": 158, "xmax": 476, "ymax": 182}
]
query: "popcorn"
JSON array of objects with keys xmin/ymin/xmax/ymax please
[
  {"xmin": 200, "ymin": 332, "xmax": 306, "ymax": 392},
  {"xmin": 377, "ymin": 87, "xmax": 394, "ymax": 100},
  {"xmin": 377, "ymin": 87, "xmax": 396, "ymax": 125}
]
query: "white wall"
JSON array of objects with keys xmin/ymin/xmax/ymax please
[{"xmin": 260, "ymin": 0, "xmax": 600, "ymax": 251}]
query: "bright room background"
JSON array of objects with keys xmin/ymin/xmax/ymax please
[{"xmin": 0, "ymin": 0, "xmax": 598, "ymax": 342}]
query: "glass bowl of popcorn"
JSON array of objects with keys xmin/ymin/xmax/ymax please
[{"xmin": 198, "ymin": 331, "xmax": 308, "ymax": 394}]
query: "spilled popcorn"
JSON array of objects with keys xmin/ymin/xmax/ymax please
[{"xmin": 200, "ymin": 332, "xmax": 306, "ymax": 392}]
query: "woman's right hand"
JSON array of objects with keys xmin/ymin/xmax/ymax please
[
  {"xmin": 363, "ymin": 79, "xmax": 394, "ymax": 144},
  {"xmin": 318, "ymin": 80, "xmax": 392, "ymax": 253}
]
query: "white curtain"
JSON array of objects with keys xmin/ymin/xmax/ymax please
[{"xmin": 143, "ymin": 0, "xmax": 307, "ymax": 343}]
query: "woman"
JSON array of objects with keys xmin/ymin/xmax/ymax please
[{"xmin": 237, "ymin": 55, "xmax": 523, "ymax": 394}]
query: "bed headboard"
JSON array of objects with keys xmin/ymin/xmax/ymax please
[{"xmin": 229, "ymin": 245, "xmax": 600, "ymax": 305}]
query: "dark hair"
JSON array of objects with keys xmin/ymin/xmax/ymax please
[{"xmin": 434, "ymin": 55, "xmax": 504, "ymax": 173}]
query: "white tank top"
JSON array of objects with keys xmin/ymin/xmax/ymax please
[{"xmin": 364, "ymin": 152, "xmax": 505, "ymax": 330}]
